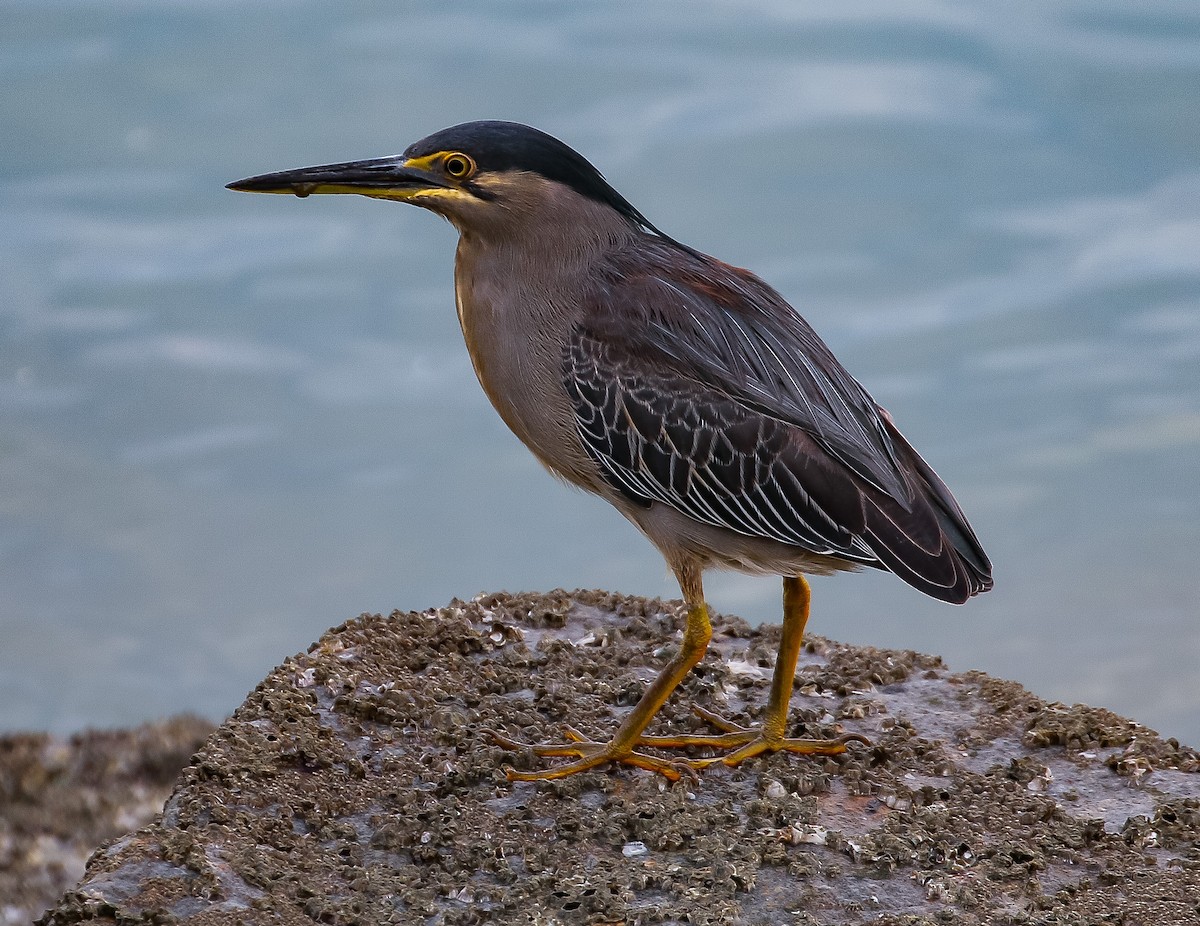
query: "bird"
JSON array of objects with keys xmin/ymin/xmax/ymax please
[{"xmin": 228, "ymin": 120, "xmax": 993, "ymax": 782}]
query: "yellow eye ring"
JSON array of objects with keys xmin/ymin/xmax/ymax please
[{"xmin": 443, "ymin": 152, "xmax": 476, "ymax": 180}]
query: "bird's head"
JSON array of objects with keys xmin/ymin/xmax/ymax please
[{"xmin": 228, "ymin": 120, "xmax": 663, "ymax": 242}]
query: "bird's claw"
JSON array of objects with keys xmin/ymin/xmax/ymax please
[
  {"xmin": 486, "ymin": 726, "xmax": 698, "ymax": 782},
  {"xmin": 635, "ymin": 706, "xmax": 870, "ymax": 769},
  {"xmin": 486, "ymin": 708, "xmax": 867, "ymax": 782}
]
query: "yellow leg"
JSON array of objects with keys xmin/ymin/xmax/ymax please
[
  {"xmin": 489, "ymin": 561, "xmax": 713, "ymax": 782},
  {"xmin": 636, "ymin": 576, "xmax": 868, "ymax": 767}
]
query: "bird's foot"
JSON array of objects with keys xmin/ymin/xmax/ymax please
[
  {"xmin": 635, "ymin": 706, "xmax": 870, "ymax": 770},
  {"xmin": 487, "ymin": 726, "xmax": 698, "ymax": 782}
]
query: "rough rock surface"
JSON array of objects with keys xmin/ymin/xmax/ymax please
[
  {"xmin": 38, "ymin": 590, "xmax": 1200, "ymax": 925},
  {"xmin": 1, "ymin": 716, "xmax": 216, "ymax": 925}
]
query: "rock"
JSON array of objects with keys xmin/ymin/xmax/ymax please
[
  {"xmin": 1, "ymin": 716, "xmax": 215, "ymax": 925},
  {"xmin": 36, "ymin": 590, "xmax": 1200, "ymax": 924}
]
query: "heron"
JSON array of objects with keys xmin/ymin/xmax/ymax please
[{"xmin": 229, "ymin": 120, "xmax": 992, "ymax": 781}]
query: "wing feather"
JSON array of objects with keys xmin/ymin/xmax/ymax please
[
  {"xmin": 567, "ymin": 330, "xmax": 873, "ymax": 562},
  {"xmin": 562, "ymin": 241, "xmax": 993, "ymax": 602}
]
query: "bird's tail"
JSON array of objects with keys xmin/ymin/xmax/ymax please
[{"xmin": 861, "ymin": 427, "xmax": 993, "ymax": 605}]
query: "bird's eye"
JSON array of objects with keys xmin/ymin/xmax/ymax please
[{"xmin": 443, "ymin": 153, "xmax": 475, "ymax": 180}]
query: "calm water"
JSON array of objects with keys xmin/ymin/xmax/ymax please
[{"xmin": 3, "ymin": 2, "xmax": 1198, "ymax": 745}]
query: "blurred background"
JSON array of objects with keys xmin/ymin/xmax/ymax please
[{"xmin": 2, "ymin": 1, "xmax": 1197, "ymax": 745}]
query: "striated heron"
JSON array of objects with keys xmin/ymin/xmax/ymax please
[{"xmin": 229, "ymin": 121, "xmax": 993, "ymax": 781}]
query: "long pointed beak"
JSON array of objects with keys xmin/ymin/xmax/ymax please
[{"xmin": 226, "ymin": 156, "xmax": 449, "ymax": 200}]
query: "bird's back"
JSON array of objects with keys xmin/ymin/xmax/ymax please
[{"xmin": 564, "ymin": 237, "xmax": 993, "ymax": 603}]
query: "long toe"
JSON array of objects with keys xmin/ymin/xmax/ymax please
[
  {"xmin": 716, "ymin": 730, "xmax": 870, "ymax": 768},
  {"xmin": 488, "ymin": 728, "xmax": 694, "ymax": 782},
  {"xmin": 634, "ymin": 709, "xmax": 870, "ymax": 769}
]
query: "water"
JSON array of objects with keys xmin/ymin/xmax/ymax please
[{"xmin": 3, "ymin": 1, "xmax": 1198, "ymax": 745}]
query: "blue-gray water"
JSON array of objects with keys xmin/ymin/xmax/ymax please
[{"xmin": 3, "ymin": 2, "xmax": 1198, "ymax": 745}]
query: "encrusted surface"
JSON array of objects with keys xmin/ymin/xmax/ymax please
[{"xmin": 38, "ymin": 590, "xmax": 1200, "ymax": 925}]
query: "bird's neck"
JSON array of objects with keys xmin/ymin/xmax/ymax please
[
  {"xmin": 452, "ymin": 191, "xmax": 638, "ymax": 343},
  {"xmin": 449, "ymin": 203, "xmax": 635, "ymax": 489}
]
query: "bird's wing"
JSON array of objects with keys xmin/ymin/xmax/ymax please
[
  {"xmin": 621, "ymin": 252, "xmax": 915, "ymax": 504},
  {"xmin": 567, "ymin": 325, "xmax": 878, "ymax": 563},
  {"xmin": 582, "ymin": 247, "xmax": 915, "ymax": 499},
  {"xmin": 564, "ymin": 247, "xmax": 993, "ymax": 601}
]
